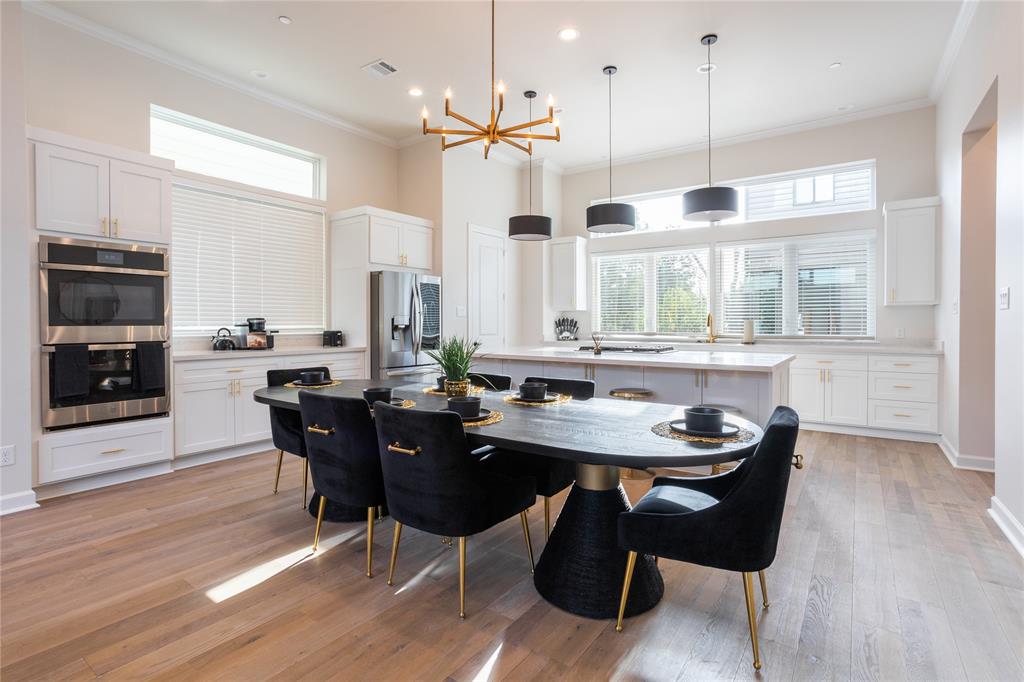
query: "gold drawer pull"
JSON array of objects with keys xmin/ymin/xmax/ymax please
[
  {"xmin": 893, "ymin": 413, "xmax": 912, "ymax": 418},
  {"xmin": 306, "ymin": 425, "xmax": 335, "ymax": 436},
  {"xmin": 387, "ymin": 442, "xmax": 421, "ymax": 456},
  {"xmin": 893, "ymin": 385, "xmax": 913, "ymax": 389},
  {"xmin": 893, "ymin": 363, "xmax": 912, "ymax": 367},
  {"xmin": 226, "ymin": 368, "xmax": 245, "ymax": 373},
  {"xmin": 816, "ymin": 360, "xmax": 833, "ymax": 364},
  {"xmin": 100, "ymin": 448, "xmax": 126, "ymax": 455}
]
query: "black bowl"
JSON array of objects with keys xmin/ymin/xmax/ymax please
[
  {"xmin": 300, "ymin": 370, "xmax": 325, "ymax": 385},
  {"xmin": 519, "ymin": 382, "xmax": 548, "ymax": 400},
  {"xmin": 363, "ymin": 387, "xmax": 393, "ymax": 405},
  {"xmin": 436, "ymin": 375, "xmax": 447, "ymax": 390},
  {"xmin": 684, "ymin": 406, "xmax": 725, "ymax": 433},
  {"xmin": 447, "ymin": 396, "xmax": 481, "ymax": 418}
]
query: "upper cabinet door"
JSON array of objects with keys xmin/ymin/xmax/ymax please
[
  {"xmin": 109, "ymin": 160, "xmax": 171, "ymax": 244},
  {"xmin": 368, "ymin": 216, "xmax": 403, "ymax": 266},
  {"xmin": 403, "ymin": 224, "xmax": 433, "ymax": 270},
  {"xmin": 35, "ymin": 143, "xmax": 110, "ymax": 237},
  {"xmin": 884, "ymin": 203, "xmax": 937, "ymax": 305}
]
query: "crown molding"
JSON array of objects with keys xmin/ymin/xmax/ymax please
[
  {"xmin": 22, "ymin": 0, "xmax": 397, "ymax": 148},
  {"xmin": 562, "ymin": 97, "xmax": 934, "ymax": 175},
  {"xmin": 929, "ymin": 0, "xmax": 979, "ymax": 101}
]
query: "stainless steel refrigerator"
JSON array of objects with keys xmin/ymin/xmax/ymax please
[{"xmin": 370, "ymin": 271, "xmax": 442, "ymax": 381}]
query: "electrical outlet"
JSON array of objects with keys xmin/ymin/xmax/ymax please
[
  {"xmin": 456, "ymin": 306, "xmax": 467, "ymax": 318},
  {"xmin": 896, "ymin": 327, "xmax": 905, "ymax": 339},
  {"xmin": 999, "ymin": 287, "xmax": 1010, "ymax": 310},
  {"xmin": 0, "ymin": 445, "xmax": 14, "ymax": 467}
]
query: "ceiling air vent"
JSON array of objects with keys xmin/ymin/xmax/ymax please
[{"xmin": 361, "ymin": 59, "xmax": 398, "ymax": 79}]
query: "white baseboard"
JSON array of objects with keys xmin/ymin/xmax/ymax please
[
  {"xmin": 800, "ymin": 421, "xmax": 942, "ymax": 443},
  {"xmin": 173, "ymin": 440, "xmax": 273, "ymax": 469},
  {"xmin": 938, "ymin": 435, "xmax": 996, "ymax": 472},
  {"xmin": 989, "ymin": 496, "xmax": 1024, "ymax": 558},
  {"xmin": 0, "ymin": 490, "xmax": 40, "ymax": 516}
]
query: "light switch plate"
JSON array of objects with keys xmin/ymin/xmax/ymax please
[
  {"xmin": 953, "ymin": 297, "xmax": 959, "ymax": 315},
  {"xmin": 896, "ymin": 327, "xmax": 905, "ymax": 339},
  {"xmin": 456, "ymin": 306, "xmax": 467, "ymax": 318},
  {"xmin": 999, "ymin": 287, "xmax": 1010, "ymax": 310},
  {"xmin": 0, "ymin": 445, "xmax": 14, "ymax": 467}
]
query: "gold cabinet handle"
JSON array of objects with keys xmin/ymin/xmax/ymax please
[
  {"xmin": 227, "ymin": 368, "xmax": 244, "ymax": 373},
  {"xmin": 101, "ymin": 216, "xmax": 108, "ymax": 236},
  {"xmin": 387, "ymin": 442, "xmax": 421, "ymax": 456},
  {"xmin": 894, "ymin": 413, "xmax": 912, "ymax": 418},
  {"xmin": 893, "ymin": 363, "xmax": 912, "ymax": 367},
  {"xmin": 818, "ymin": 369, "xmax": 823, "ymax": 382},
  {"xmin": 100, "ymin": 447, "xmax": 126, "ymax": 455},
  {"xmin": 893, "ymin": 385, "xmax": 912, "ymax": 389},
  {"xmin": 307, "ymin": 425, "xmax": 335, "ymax": 436},
  {"xmin": 826, "ymin": 369, "xmax": 831, "ymax": 383},
  {"xmin": 890, "ymin": 288, "xmax": 896, "ymax": 303},
  {"xmin": 816, "ymin": 360, "xmax": 833, "ymax": 364},
  {"xmin": 113, "ymin": 217, "xmax": 119, "ymax": 237}
]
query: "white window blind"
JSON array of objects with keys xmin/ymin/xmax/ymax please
[
  {"xmin": 151, "ymin": 105, "xmax": 324, "ymax": 200},
  {"xmin": 717, "ymin": 243, "xmax": 785, "ymax": 335},
  {"xmin": 592, "ymin": 248, "xmax": 709, "ymax": 334},
  {"xmin": 743, "ymin": 161, "xmax": 874, "ymax": 221},
  {"xmin": 172, "ymin": 184, "xmax": 325, "ymax": 335}
]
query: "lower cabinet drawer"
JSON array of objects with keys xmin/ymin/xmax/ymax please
[
  {"xmin": 868, "ymin": 354, "xmax": 938, "ymax": 374},
  {"xmin": 868, "ymin": 372, "xmax": 937, "ymax": 402},
  {"xmin": 284, "ymin": 353, "xmax": 365, "ymax": 378},
  {"xmin": 867, "ymin": 400, "xmax": 938, "ymax": 433},
  {"xmin": 38, "ymin": 417, "xmax": 172, "ymax": 484},
  {"xmin": 790, "ymin": 353, "xmax": 868, "ymax": 371}
]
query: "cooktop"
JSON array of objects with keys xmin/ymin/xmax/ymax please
[{"xmin": 577, "ymin": 344, "xmax": 675, "ymax": 354}]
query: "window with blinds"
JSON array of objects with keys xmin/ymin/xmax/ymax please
[
  {"xmin": 742, "ymin": 161, "xmax": 875, "ymax": 222},
  {"xmin": 592, "ymin": 249, "xmax": 709, "ymax": 334},
  {"xmin": 716, "ymin": 232, "xmax": 875, "ymax": 338},
  {"xmin": 171, "ymin": 184, "xmax": 325, "ymax": 335}
]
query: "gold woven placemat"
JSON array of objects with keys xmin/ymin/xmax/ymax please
[
  {"xmin": 463, "ymin": 410, "xmax": 503, "ymax": 427},
  {"xmin": 503, "ymin": 393, "xmax": 572, "ymax": 407},
  {"xmin": 371, "ymin": 399, "xmax": 416, "ymax": 412},
  {"xmin": 651, "ymin": 421, "xmax": 755, "ymax": 444},
  {"xmin": 283, "ymin": 379, "xmax": 342, "ymax": 389},
  {"xmin": 422, "ymin": 385, "xmax": 486, "ymax": 396}
]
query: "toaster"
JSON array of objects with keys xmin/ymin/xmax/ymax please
[{"xmin": 322, "ymin": 330, "xmax": 345, "ymax": 347}]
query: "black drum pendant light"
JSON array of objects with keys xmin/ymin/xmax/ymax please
[
  {"xmin": 683, "ymin": 34, "xmax": 738, "ymax": 222},
  {"xmin": 586, "ymin": 66, "xmax": 635, "ymax": 233},
  {"xmin": 509, "ymin": 91, "xmax": 552, "ymax": 241}
]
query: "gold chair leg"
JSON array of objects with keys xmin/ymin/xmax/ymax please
[
  {"xmin": 519, "ymin": 511, "xmax": 535, "ymax": 573},
  {"xmin": 366, "ymin": 507, "xmax": 375, "ymax": 578},
  {"xmin": 544, "ymin": 497, "xmax": 551, "ymax": 540},
  {"xmin": 386, "ymin": 522, "xmax": 402, "ymax": 586},
  {"xmin": 273, "ymin": 450, "xmax": 284, "ymax": 494},
  {"xmin": 312, "ymin": 496, "xmax": 327, "ymax": 551},
  {"xmin": 742, "ymin": 572, "xmax": 763, "ymax": 670},
  {"xmin": 302, "ymin": 458, "xmax": 309, "ymax": 509},
  {"xmin": 615, "ymin": 551, "xmax": 638, "ymax": 632},
  {"xmin": 458, "ymin": 536, "xmax": 467, "ymax": 619},
  {"xmin": 758, "ymin": 569, "xmax": 769, "ymax": 608}
]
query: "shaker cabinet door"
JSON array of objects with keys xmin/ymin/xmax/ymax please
[
  {"xmin": 174, "ymin": 381, "xmax": 234, "ymax": 456},
  {"xmin": 109, "ymin": 160, "xmax": 171, "ymax": 244},
  {"xmin": 35, "ymin": 144, "xmax": 110, "ymax": 237}
]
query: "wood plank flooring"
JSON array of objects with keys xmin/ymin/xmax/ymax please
[{"xmin": 2, "ymin": 431, "xmax": 1021, "ymax": 680}]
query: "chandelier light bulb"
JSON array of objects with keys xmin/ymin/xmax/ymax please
[
  {"xmin": 497, "ymin": 80, "xmax": 506, "ymax": 93},
  {"xmin": 421, "ymin": 106, "xmax": 428, "ymax": 119},
  {"xmin": 444, "ymin": 87, "xmax": 452, "ymax": 100},
  {"xmin": 547, "ymin": 94, "xmax": 554, "ymax": 107}
]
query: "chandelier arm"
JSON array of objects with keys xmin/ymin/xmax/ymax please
[
  {"xmin": 501, "ymin": 132, "xmax": 559, "ymax": 141},
  {"xmin": 494, "ymin": 107, "xmax": 503, "ymax": 133},
  {"xmin": 425, "ymin": 128, "xmax": 481, "ymax": 136},
  {"xmin": 442, "ymin": 134, "xmax": 487, "ymax": 150},
  {"xmin": 500, "ymin": 137, "xmax": 531, "ymax": 154},
  {"xmin": 498, "ymin": 116, "xmax": 554, "ymax": 135},
  {"xmin": 446, "ymin": 110, "xmax": 488, "ymax": 133}
]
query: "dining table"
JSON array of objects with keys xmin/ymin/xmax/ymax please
[{"xmin": 252, "ymin": 378, "xmax": 764, "ymax": 620}]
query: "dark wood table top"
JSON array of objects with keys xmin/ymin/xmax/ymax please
[{"xmin": 253, "ymin": 379, "xmax": 763, "ymax": 468}]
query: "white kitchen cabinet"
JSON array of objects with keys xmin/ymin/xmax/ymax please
[
  {"xmin": 789, "ymin": 367, "xmax": 825, "ymax": 422},
  {"xmin": 641, "ymin": 368, "xmax": 702, "ymax": 407},
  {"xmin": 702, "ymin": 370, "xmax": 768, "ymax": 423},
  {"xmin": 37, "ymin": 416, "xmax": 172, "ymax": 484},
  {"xmin": 174, "ymin": 380, "xmax": 235, "ymax": 455},
  {"xmin": 823, "ymin": 369, "xmax": 868, "ymax": 426},
  {"xmin": 31, "ymin": 130, "xmax": 173, "ymax": 244},
  {"xmin": 592, "ymin": 364, "xmax": 644, "ymax": 398},
  {"xmin": 543, "ymin": 362, "xmax": 590, "ymax": 380},
  {"xmin": 549, "ymin": 237, "xmax": 588, "ymax": 312},
  {"xmin": 368, "ymin": 215, "xmax": 433, "ymax": 270},
  {"xmin": 234, "ymin": 377, "xmax": 274, "ymax": 444},
  {"xmin": 403, "ymin": 224, "xmax": 434, "ymax": 270},
  {"xmin": 503, "ymin": 360, "xmax": 546, "ymax": 384},
  {"xmin": 283, "ymin": 353, "xmax": 366, "ymax": 379},
  {"xmin": 883, "ymin": 197, "xmax": 939, "ymax": 306}
]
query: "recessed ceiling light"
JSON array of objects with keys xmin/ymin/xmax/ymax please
[
  {"xmin": 558, "ymin": 27, "xmax": 579, "ymax": 41},
  {"xmin": 829, "ymin": 61, "xmax": 842, "ymax": 70},
  {"xmin": 278, "ymin": 15, "xmax": 292, "ymax": 25},
  {"xmin": 836, "ymin": 104, "xmax": 854, "ymax": 112},
  {"xmin": 250, "ymin": 70, "xmax": 270, "ymax": 79},
  {"xmin": 697, "ymin": 62, "xmax": 716, "ymax": 74},
  {"xmin": 408, "ymin": 87, "xmax": 423, "ymax": 97}
]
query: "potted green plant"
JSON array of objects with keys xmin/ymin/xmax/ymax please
[{"xmin": 425, "ymin": 336, "xmax": 481, "ymax": 397}]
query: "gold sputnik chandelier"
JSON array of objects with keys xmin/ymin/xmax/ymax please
[{"xmin": 420, "ymin": 0, "xmax": 560, "ymax": 158}]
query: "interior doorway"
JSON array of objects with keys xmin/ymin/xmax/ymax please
[{"xmin": 468, "ymin": 224, "xmax": 506, "ymax": 351}]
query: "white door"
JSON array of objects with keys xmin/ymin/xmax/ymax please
[
  {"xmin": 234, "ymin": 377, "xmax": 273, "ymax": 444},
  {"xmin": 403, "ymin": 224, "xmax": 433, "ymax": 270},
  {"xmin": 109, "ymin": 160, "xmax": 171, "ymax": 244},
  {"xmin": 824, "ymin": 369, "xmax": 868, "ymax": 425},
  {"xmin": 468, "ymin": 225, "xmax": 506, "ymax": 351},
  {"xmin": 368, "ymin": 216, "xmax": 403, "ymax": 266},
  {"xmin": 35, "ymin": 144, "xmax": 110, "ymax": 237},
  {"xmin": 174, "ymin": 381, "xmax": 234, "ymax": 455},
  {"xmin": 789, "ymin": 367, "xmax": 825, "ymax": 422}
]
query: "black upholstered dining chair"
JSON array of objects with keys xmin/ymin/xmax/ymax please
[
  {"xmin": 468, "ymin": 372, "xmax": 512, "ymax": 391},
  {"xmin": 267, "ymin": 367, "xmax": 330, "ymax": 507},
  {"xmin": 373, "ymin": 403, "xmax": 537, "ymax": 618},
  {"xmin": 298, "ymin": 392, "xmax": 388, "ymax": 577},
  {"xmin": 613, "ymin": 406, "xmax": 799, "ymax": 671},
  {"xmin": 523, "ymin": 376, "xmax": 595, "ymax": 400}
]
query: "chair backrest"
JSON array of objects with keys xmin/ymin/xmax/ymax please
[
  {"xmin": 469, "ymin": 372, "xmax": 512, "ymax": 391},
  {"xmin": 523, "ymin": 376, "xmax": 596, "ymax": 401},
  {"xmin": 298, "ymin": 392, "xmax": 385, "ymax": 508},
  {"xmin": 267, "ymin": 366, "xmax": 331, "ymax": 387},
  {"xmin": 373, "ymin": 403, "xmax": 500, "ymax": 536}
]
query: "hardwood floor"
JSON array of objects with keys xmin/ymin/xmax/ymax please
[{"xmin": 2, "ymin": 431, "xmax": 1021, "ymax": 681}]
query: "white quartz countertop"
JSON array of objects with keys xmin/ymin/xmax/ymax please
[
  {"xmin": 173, "ymin": 346, "xmax": 365, "ymax": 362},
  {"xmin": 479, "ymin": 346, "xmax": 795, "ymax": 372}
]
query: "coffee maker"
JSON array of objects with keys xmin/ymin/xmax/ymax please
[{"xmin": 236, "ymin": 318, "xmax": 275, "ymax": 350}]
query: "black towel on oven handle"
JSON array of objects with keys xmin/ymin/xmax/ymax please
[
  {"xmin": 133, "ymin": 342, "xmax": 166, "ymax": 393},
  {"xmin": 52, "ymin": 344, "xmax": 90, "ymax": 400}
]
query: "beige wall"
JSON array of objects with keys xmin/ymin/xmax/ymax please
[
  {"xmin": 935, "ymin": 1, "xmax": 1024, "ymax": 537},
  {"xmin": 21, "ymin": 13, "xmax": 398, "ymax": 213},
  {"xmin": 555, "ymin": 107, "xmax": 938, "ymax": 342},
  {"xmin": 398, "ymin": 140, "xmax": 444, "ymax": 272}
]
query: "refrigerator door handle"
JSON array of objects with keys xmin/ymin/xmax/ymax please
[{"xmin": 411, "ymin": 283, "xmax": 422, "ymax": 357}]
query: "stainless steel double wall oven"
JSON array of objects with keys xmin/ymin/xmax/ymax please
[{"xmin": 40, "ymin": 236, "xmax": 171, "ymax": 429}]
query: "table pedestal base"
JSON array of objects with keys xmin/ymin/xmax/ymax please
[
  {"xmin": 533, "ymin": 464, "xmax": 663, "ymax": 619},
  {"xmin": 307, "ymin": 493, "xmax": 386, "ymax": 523}
]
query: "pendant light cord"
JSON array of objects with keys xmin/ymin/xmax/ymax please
[
  {"xmin": 608, "ymin": 70, "xmax": 613, "ymax": 203},
  {"xmin": 490, "ymin": 0, "xmax": 495, "ymax": 113},
  {"xmin": 528, "ymin": 97, "xmax": 533, "ymax": 212},
  {"xmin": 706, "ymin": 38, "xmax": 712, "ymax": 187}
]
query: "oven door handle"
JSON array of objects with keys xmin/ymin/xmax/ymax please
[
  {"xmin": 42, "ymin": 342, "xmax": 171, "ymax": 352},
  {"xmin": 40, "ymin": 262, "xmax": 169, "ymax": 277}
]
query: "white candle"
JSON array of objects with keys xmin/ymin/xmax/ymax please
[{"xmin": 743, "ymin": 319, "xmax": 755, "ymax": 343}]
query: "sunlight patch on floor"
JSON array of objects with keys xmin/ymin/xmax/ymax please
[
  {"xmin": 393, "ymin": 552, "xmax": 449, "ymax": 596},
  {"xmin": 470, "ymin": 642, "xmax": 504, "ymax": 682},
  {"xmin": 205, "ymin": 528, "xmax": 363, "ymax": 603}
]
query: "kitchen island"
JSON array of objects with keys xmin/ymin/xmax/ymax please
[{"xmin": 474, "ymin": 346, "xmax": 795, "ymax": 426}]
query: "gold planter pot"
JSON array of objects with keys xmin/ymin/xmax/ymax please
[{"xmin": 444, "ymin": 379, "xmax": 471, "ymax": 397}]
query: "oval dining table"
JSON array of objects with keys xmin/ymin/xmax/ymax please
[{"xmin": 253, "ymin": 378, "xmax": 763, "ymax": 620}]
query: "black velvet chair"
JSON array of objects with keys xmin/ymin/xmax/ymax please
[
  {"xmin": 468, "ymin": 372, "xmax": 512, "ymax": 391},
  {"xmin": 298, "ymin": 392, "xmax": 388, "ymax": 577},
  {"xmin": 523, "ymin": 376, "xmax": 595, "ymax": 400},
  {"xmin": 373, "ymin": 403, "xmax": 537, "ymax": 618},
  {"xmin": 614, "ymin": 406, "xmax": 800, "ymax": 671},
  {"xmin": 267, "ymin": 367, "xmax": 330, "ymax": 507}
]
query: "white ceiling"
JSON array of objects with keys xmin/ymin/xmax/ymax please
[{"xmin": 47, "ymin": 1, "xmax": 962, "ymax": 169}]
